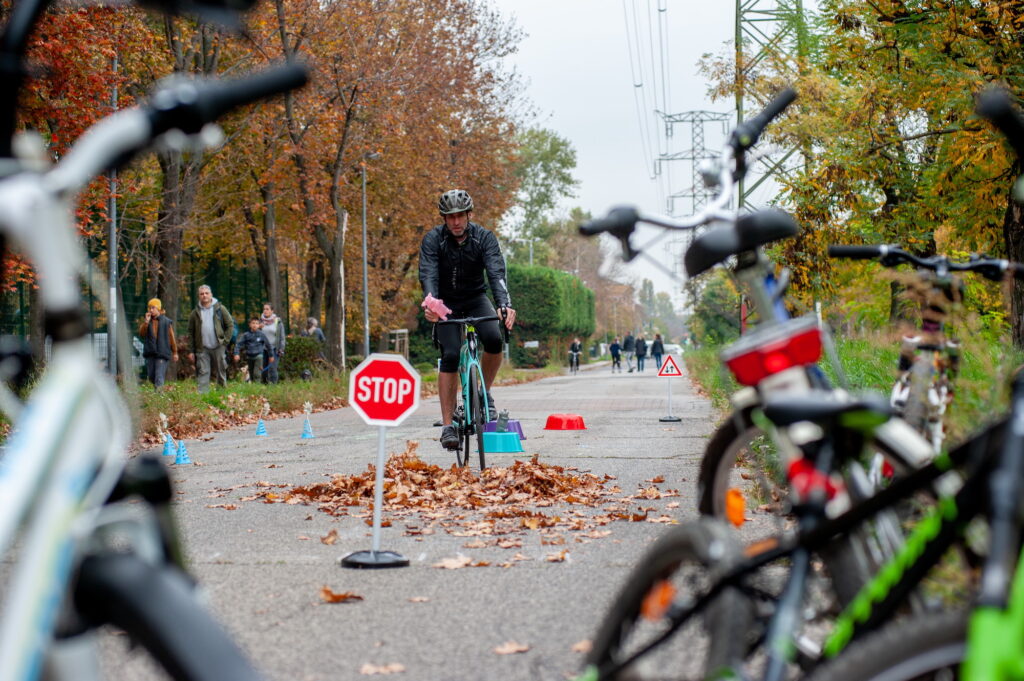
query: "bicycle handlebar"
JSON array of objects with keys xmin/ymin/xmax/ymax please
[
  {"xmin": 731, "ymin": 88, "xmax": 798, "ymax": 153},
  {"xmin": 578, "ymin": 87, "xmax": 797, "ymax": 262},
  {"xmin": 828, "ymin": 244, "xmax": 1024, "ymax": 282},
  {"xmin": 148, "ymin": 62, "xmax": 309, "ymax": 137},
  {"xmin": 976, "ymin": 87, "xmax": 1024, "ymax": 162},
  {"xmin": 436, "ymin": 314, "xmax": 511, "ymax": 343}
]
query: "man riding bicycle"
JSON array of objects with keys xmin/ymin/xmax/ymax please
[{"xmin": 419, "ymin": 189, "xmax": 516, "ymax": 451}]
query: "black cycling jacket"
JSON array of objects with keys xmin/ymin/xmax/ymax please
[{"xmin": 418, "ymin": 222, "xmax": 511, "ymax": 308}]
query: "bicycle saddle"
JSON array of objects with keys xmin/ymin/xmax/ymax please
[
  {"xmin": 684, "ymin": 209, "xmax": 799, "ymax": 278},
  {"xmin": 762, "ymin": 391, "xmax": 893, "ymax": 428}
]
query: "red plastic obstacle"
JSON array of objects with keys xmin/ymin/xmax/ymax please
[{"xmin": 544, "ymin": 413, "xmax": 586, "ymax": 430}]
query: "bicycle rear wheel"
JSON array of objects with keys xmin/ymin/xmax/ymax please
[
  {"xmin": 75, "ymin": 553, "xmax": 264, "ymax": 681},
  {"xmin": 583, "ymin": 518, "xmax": 751, "ymax": 681},
  {"xmin": 470, "ymin": 368, "xmax": 486, "ymax": 470}
]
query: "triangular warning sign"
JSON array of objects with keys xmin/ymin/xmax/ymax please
[{"xmin": 658, "ymin": 354, "xmax": 683, "ymax": 377}]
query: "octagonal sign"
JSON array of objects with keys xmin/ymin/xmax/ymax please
[{"xmin": 349, "ymin": 353, "xmax": 421, "ymax": 427}]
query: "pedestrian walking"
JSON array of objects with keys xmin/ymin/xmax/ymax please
[
  {"xmin": 651, "ymin": 333, "xmax": 665, "ymax": 372},
  {"xmin": 138, "ymin": 298, "xmax": 177, "ymax": 389},
  {"xmin": 301, "ymin": 317, "xmax": 326, "ymax": 344},
  {"xmin": 609, "ymin": 337, "xmax": 622, "ymax": 373},
  {"xmin": 623, "ymin": 332, "xmax": 636, "ymax": 373},
  {"xmin": 260, "ymin": 302, "xmax": 286, "ymax": 384},
  {"xmin": 187, "ymin": 285, "xmax": 234, "ymax": 393},
  {"xmin": 234, "ymin": 317, "xmax": 273, "ymax": 383},
  {"xmin": 636, "ymin": 334, "xmax": 648, "ymax": 372}
]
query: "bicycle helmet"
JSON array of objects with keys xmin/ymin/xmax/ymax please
[{"xmin": 438, "ymin": 189, "xmax": 473, "ymax": 215}]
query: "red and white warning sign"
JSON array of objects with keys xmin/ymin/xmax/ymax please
[{"xmin": 657, "ymin": 355, "xmax": 683, "ymax": 377}]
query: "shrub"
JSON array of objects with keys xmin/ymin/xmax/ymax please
[{"xmin": 280, "ymin": 336, "xmax": 325, "ymax": 378}]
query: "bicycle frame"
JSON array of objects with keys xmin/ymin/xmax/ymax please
[{"xmin": 459, "ymin": 324, "xmax": 491, "ymax": 425}]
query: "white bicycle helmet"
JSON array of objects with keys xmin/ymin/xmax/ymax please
[{"xmin": 438, "ymin": 189, "xmax": 474, "ymax": 215}]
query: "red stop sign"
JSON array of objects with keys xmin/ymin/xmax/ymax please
[{"xmin": 349, "ymin": 354, "xmax": 421, "ymax": 426}]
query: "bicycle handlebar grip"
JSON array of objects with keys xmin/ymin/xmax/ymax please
[
  {"xmin": 977, "ymin": 87, "xmax": 1024, "ymax": 161},
  {"xmin": 827, "ymin": 245, "xmax": 885, "ymax": 260},
  {"xmin": 731, "ymin": 87, "xmax": 797, "ymax": 151},
  {"xmin": 578, "ymin": 206, "xmax": 639, "ymax": 237},
  {"xmin": 149, "ymin": 61, "xmax": 309, "ymax": 136}
]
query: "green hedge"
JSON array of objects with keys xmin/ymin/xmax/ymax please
[{"xmin": 505, "ymin": 263, "xmax": 595, "ymax": 367}]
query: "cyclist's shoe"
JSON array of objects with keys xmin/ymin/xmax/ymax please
[
  {"xmin": 486, "ymin": 392, "xmax": 497, "ymax": 422},
  {"xmin": 440, "ymin": 425, "xmax": 460, "ymax": 450}
]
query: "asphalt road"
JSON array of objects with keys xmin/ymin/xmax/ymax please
[{"xmin": 102, "ymin": 358, "xmax": 721, "ymax": 681}]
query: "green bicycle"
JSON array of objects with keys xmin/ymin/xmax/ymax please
[{"xmin": 437, "ymin": 315, "xmax": 507, "ymax": 470}]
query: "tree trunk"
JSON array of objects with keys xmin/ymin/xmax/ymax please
[
  {"xmin": 322, "ymin": 210, "xmax": 347, "ymax": 366},
  {"xmin": 305, "ymin": 258, "xmax": 325, "ymax": 322},
  {"xmin": 244, "ymin": 181, "xmax": 282, "ymax": 314},
  {"xmin": 151, "ymin": 150, "xmax": 203, "ymax": 325},
  {"xmin": 1004, "ymin": 195, "xmax": 1024, "ymax": 346}
]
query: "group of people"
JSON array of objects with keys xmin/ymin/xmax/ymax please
[
  {"xmin": 609, "ymin": 332, "xmax": 665, "ymax": 374},
  {"xmin": 138, "ymin": 285, "xmax": 299, "ymax": 392}
]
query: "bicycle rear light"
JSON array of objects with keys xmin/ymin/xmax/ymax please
[{"xmin": 720, "ymin": 316, "xmax": 822, "ymax": 387}]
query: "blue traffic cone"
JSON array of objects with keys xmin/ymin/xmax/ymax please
[
  {"xmin": 255, "ymin": 418, "xmax": 268, "ymax": 436},
  {"xmin": 175, "ymin": 441, "xmax": 192, "ymax": 465},
  {"xmin": 301, "ymin": 416, "xmax": 314, "ymax": 439},
  {"xmin": 162, "ymin": 433, "xmax": 175, "ymax": 457}
]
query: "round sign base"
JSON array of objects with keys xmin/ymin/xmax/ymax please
[
  {"xmin": 659, "ymin": 415, "xmax": 682, "ymax": 423},
  {"xmin": 340, "ymin": 550, "xmax": 410, "ymax": 569}
]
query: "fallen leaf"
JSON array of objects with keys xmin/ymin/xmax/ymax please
[
  {"xmin": 646, "ymin": 516, "xmax": 675, "ymax": 524},
  {"xmin": 666, "ymin": 502, "xmax": 680, "ymax": 509},
  {"xmin": 646, "ymin": 476, "xmax": 665, "ymax": 483},
  {"xmin": 408, "ymin": 596, "xmax": 430, "ymax": 603},
  {"xmin": 206, "ymin": 504, "xmax": 238, "ymax": 510},
  {"xmin": 298, "ymin": 535, "xmax": 311, "ymax": 541},
  {"xmin": 572, "ymin": 640, "xmax": 592, "ymax": 653},
  {"xmin": 320, "ymin": 587, "xmax": 363, "ymax": 604},
  {"xmin": 359, "ymin": 662, "xmax": 405, "ymax": 675},
  {"xmin": 463, "ymin": 539, "xmax": 487, "ymax": 549},
  {"xmin": 321, "ymin": 529, "xmax": 339, "ymax": 545},
  {"xmin": 493, "ymin": 641, "xmax": 529, "ymax": 655},
  {"xmin": 546, "ymin": 549, "xmax": 569, "ymax": 563},
  {"xmin": 432, "ymin": 555, "xmax": 472, "ymax": 569}
]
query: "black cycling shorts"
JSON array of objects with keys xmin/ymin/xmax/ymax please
[{"xmin": 434, "ymin": 296, "xmax": 504, "ymax": 372}]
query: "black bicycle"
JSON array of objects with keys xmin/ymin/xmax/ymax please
[{"xmin": 569, "ymin": 350, "xmax": 581, "ymax": 375}]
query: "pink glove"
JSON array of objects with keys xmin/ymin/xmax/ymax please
[{"xmin": 421, "ymin": 294, "xmax": 451, "ymax": 321}]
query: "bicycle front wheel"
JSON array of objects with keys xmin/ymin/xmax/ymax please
[
  {"xmin": 469, "ymin": 368, "xmax": 486, "ymax": 470},
  {"xmin": 76, "ymin": 553, "xmax": 264, "ymax": 681},
  {"xmin": 583, "ymin": 518, "xmax": 751, "ymax": 681},
  {"xmin": 803, "ymin": 611, "xmax": 966, "ymax": 681}
]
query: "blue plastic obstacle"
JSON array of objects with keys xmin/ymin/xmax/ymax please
[
  {"xmin": 174, "ymin": 441, "xmax": 192, "ymax": 465},
  {"xmin": 301, "ymin": 417, "xmax": 314, "ymax": 439},
  {"xmin": 482, "ymin": 431, "xmax": 524, "ymax": 453},
  {"xmin": 162, "ymin": 433, "xmax": 175, "ymax": 456},
  {"xmin": 255, "ymin": 418, "xmax": 268, "ymax": 436}
]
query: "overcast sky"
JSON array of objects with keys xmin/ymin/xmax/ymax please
[{"xmin": 491, "ymin": 0, "xmax": 738, "ymax": 304}]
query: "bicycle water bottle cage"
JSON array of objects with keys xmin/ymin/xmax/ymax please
[{"xmin": 719, "ymin": 316, "xmax": 822, "ymax": 386}]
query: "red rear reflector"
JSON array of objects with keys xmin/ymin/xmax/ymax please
[{"xmin": 723, "ymin": 325, "xmax": 823, "ymax": 386}]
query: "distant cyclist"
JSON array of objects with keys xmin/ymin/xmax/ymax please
[
  {"xmin": 569, "ymin": 337, "xmax": 582, "ymax": 372},
  {"xmin": 419, "ymin": 189, "xmax": 516, "ymax": 450}
]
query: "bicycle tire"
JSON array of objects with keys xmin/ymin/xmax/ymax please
[
  {"xmin": 470, "ymin": 368, "xmax": 486, "ymax": 470},
  {"xmin": 584, "ymin": 518, "xmax": 751, "ymax": 680},
  {"xmin": 901, "ymin": 355, "xmax": 933, "ymax": 438},
  {"xmin": 74, "ymin": 553, "xmax": 264, "ymax": 681},
  {"xmin": 457, "ymin": 404, "xmax": 469, "ymax": 467},
  {"xmin": 803, "ymin": 610, "xmax": 966, "ymax": 681}
]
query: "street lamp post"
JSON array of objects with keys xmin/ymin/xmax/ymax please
[{"xmin": 360, "ymin": 151, "xmax": 381, "ymax": 358}]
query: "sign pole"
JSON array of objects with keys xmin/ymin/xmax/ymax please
[
  {"xmin": 658, "ymin": 355, "xmax": 682, "ymax": 423},
  {"xmin": 371, "ymin": 425, "xmax": 386, "ymax": 553},
  {"xmin": 341, "ymin": 353, "xmax": 419, "ymax": 570}
]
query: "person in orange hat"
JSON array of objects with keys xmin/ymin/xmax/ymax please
[{"xmin": 139, "ymin": 298, "xmax": 178, "ymax": 389}]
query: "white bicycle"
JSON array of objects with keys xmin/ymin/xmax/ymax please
[{"xmin": 0, "ymin": 2, "xmax": 307, "ymax": 675}]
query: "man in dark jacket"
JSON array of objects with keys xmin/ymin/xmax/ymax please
[
  {"xmin": 234, "ymin": 317, "xmax": 273, "ymax": 383},
  {"xmin": 419, "ymin": 189, "xmax": 516, "ymax": 450},
  {"xmin": 139, "ymin": 297, "xmax": 177, "ymax": 389},
  {"xmin": 187, "ymin": 285, "xmax": 234, "ymax": 393},
  {"xmin": 623, "ymin": 332, "xmax": 636, "ymax": 373},
  {"xmin": 635, "ymin": 334, "xmax": 648, "ymax": 372}
]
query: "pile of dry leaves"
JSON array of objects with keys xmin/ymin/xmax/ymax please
[{"xmin": 249, "ymin": 442, "xmax": 680, "ymax": 540}]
